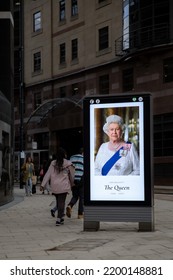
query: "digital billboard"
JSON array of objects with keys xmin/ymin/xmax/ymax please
[{"xmin": 83, "ymin": 93, "xmax": 153, "ymax": 206}]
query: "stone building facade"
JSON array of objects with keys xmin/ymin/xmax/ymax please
[{"xmin": 14, "ymin": 0, "xmax": 173, "ymax": 185}]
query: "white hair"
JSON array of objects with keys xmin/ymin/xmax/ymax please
[{"xmin": 103, "ymin": 114, "xmax": 125, "ymax": 135}]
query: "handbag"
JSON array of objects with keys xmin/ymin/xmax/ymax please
[
  {"xmin": 32, "ymin": 175, "xmax": 37, "ymax": 185},
  {"xmin": 39, "ymin": 168, "xmax": 44, "ymax": 176}
]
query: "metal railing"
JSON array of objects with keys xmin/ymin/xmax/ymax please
[{"xmin": 115, "ymin": 23, "xmax": 171, "ymax": 57}]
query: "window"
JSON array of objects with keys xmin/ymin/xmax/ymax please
[
  {"xmin": 122, "ymin": 68, "xmax": 134, "ymax": 91},
  {"xmin": 99, "ymin": 74, "xmax": 109, "ymax": 94},
  {"xmin": 72, "ymin": 83, "xmax": 78, "ymax": 95},
  {"xmin": 99, "ymin": 26, "xmax": 109, "ymax": 51},
  {"xmin": 71, "ymin": 38, "xmax": 78, "ymax": 60},
  {"xmin": 33, "ymin": 52, "xmax": 41, "ymax": 72},
  {"xmin": 71, "ymin": 0, "xmax": 78, "ymax": 16},
  {"xmin": 154, "ymin": 113, "xmax": 173, "ymax": 156},
  {"xmin": 123, "ymin": 0, "xmax": 169, "ymax": 51},
  {"xmin": 33, "ymin": 11, "xmax": 41, "ymax": 32},
  {"xmin": 163, "ymin": 57, "xmax": 173, "ymax": 83},
  {"xmin": 35, "ymin": 132, "xmax": 49, "ymax": 149},
  {"xmin": 34, "ymin": 92, "xmax": 42, "ymax": 109},
  {"xmin": 96, "ymin": 0, "xmax": 112, "ymax": 9},
  {"xmin": 59, "ymin": 0, "xmax": 65, "ymax": 21},
  {"xmin": 60, "ymin": 86, "xmax": 66, "ymax": 98},
  {"xmin": 60, "ymin": 43, "xmax": 66, "ymax": 64},
  {"xmin": 123, "ymin": 1, "xmax": 129, "ymax": 50}
]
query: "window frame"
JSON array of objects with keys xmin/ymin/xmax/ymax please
[
  {"xmin": 72, "ymin": 83, "xmax": 79, "ymax": 95},
  {"xmin": 163, "ymin": 57, "xmax": 173, "ymax": 83},
  {"xmin": 34, "ymin": 92, "xmax": 42, "ymax": 110},
  {"xmin": 99, "ymin": 74, "xmax": 109, "ymax": 95},
  {"xmin": 71, "ymin": 0, "xmax": 78, "ymax": 17},
  {"xmin": 60, "ymin": 86, "xmax": 66, "ymax": 98},
  {"xmin": 33, "ymin": 11, "xmax": 42, "ymax": 32},
  {"xmin": 99, "ymin": 26, "xmax": 109, "ymax": 51},
  {"xmin": 59, "ymin": 0, "xmax": 66, "ymax": 22},
  {"xmin": 154, "ymin": 113, "xmax": 173, "ymax": 157},
  {"xmin": 59, "ymin": 43, "xmax": 66, "ymax": 64},
  {"xmin": 122, "ymin": 68, "xmax": 134, "ymax": 92},
  {"xmin": 71, "ymin": 38, "xmax": 78, "ymax": 61},
  {"xmin": 33, "ymin": 51, "xmax": 41, "ymax": 72}
]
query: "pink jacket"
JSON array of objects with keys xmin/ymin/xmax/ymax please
[{"xmin": 41, "ymin": 159, "xmax": 75, "ymax": 194}]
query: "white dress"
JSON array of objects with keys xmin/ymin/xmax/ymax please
[{"xmin": 95, "ymin": 142, "xmax": 140, "ymax": 176}]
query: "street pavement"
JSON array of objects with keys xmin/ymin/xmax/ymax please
[{"xmin": 0, "ymin": 185, "xmax": 173, "ymax": 260}]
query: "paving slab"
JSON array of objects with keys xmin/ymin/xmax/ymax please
[{"xmin": 0, "ymin": 186, "xmax": 173, "ymax": 260}]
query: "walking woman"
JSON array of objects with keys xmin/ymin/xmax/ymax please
[
  {"xmin": 22, "ymin": 155, "xmax": 35, "ymax": 196},
  {"xmin": 40, "ymin": 147, "xmax": 75, "ymax": 226}
]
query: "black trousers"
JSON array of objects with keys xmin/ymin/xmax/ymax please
[
  {"xmin": 68, "ymin": 180, "xmax": 84, "ymax": 215},
  {"xmin": 54, "ymin": 193, "xmax": 67, "ymax": 219}
]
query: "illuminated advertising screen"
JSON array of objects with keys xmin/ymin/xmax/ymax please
[{"xmin": 83, "ymin": 94, "xmax": 153, "ymax": 206}]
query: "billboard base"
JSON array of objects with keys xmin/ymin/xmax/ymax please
[
  {"xmin": 83, "ymin": 206, "xmax": 154, "ymax": 232},
  {"xmin": 83, "ymin": 221, "xmax": 100, "ymax": 231},
  {"xmin": 138, "ymin": 222, "xmax": 154, "ymax": 232}
]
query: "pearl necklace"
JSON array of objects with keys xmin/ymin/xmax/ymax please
[{"xmin": 108, "ymin": 141, "xmax": 123, "ymax": 151}]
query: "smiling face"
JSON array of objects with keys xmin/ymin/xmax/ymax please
[{"xmin": 107, "ymin": 122, "xmax": 122, "ymax": 143}]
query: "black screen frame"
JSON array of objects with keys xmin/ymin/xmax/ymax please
[{"xmin": 83, "ymin": 93, "xmax": 153, "ymax": 207}]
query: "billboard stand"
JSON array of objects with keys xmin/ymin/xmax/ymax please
[
  {"xmin": 83, "ymin": 93, "xmax": 154, "ymax": 232},
  {"xmin": 139, "ymin": 222, "xmax": 154, "ymax": 232},
  {"xmin": 84, "ymin": 221, "xmax": 100, "ymax": 231},
  {"xmin": 83, "ymin": 206, "xmax": 154, "ymax": 232},
  {"xmin": 84, "ymin": 222, "xmax": 154, "ymax": 232}
]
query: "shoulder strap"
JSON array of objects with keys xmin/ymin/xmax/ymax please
[
  {"xmin": 101, "ymin": 147, "xmax": 122, "ymax": 176},
  {"xmin": 101, "ymin": 141, "xmax": 132, "ymax": 175}
]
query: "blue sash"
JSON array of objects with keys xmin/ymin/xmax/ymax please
[{"xmin": 101, "ymin": 147, "xmax": 123, "ymax": 176}]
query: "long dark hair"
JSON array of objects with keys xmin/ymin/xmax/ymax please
[
  {"xmin": 26, "ymin": 155, "xmax": 33, "ymax": 163},
  {"xmin": 54, "ymin": 147, "xmax": 66, "ymax": 172}
]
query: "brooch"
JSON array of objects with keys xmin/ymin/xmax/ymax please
[{"xmin": 119, "ymin": 149, "xmax": 128, "ymax": 157}]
